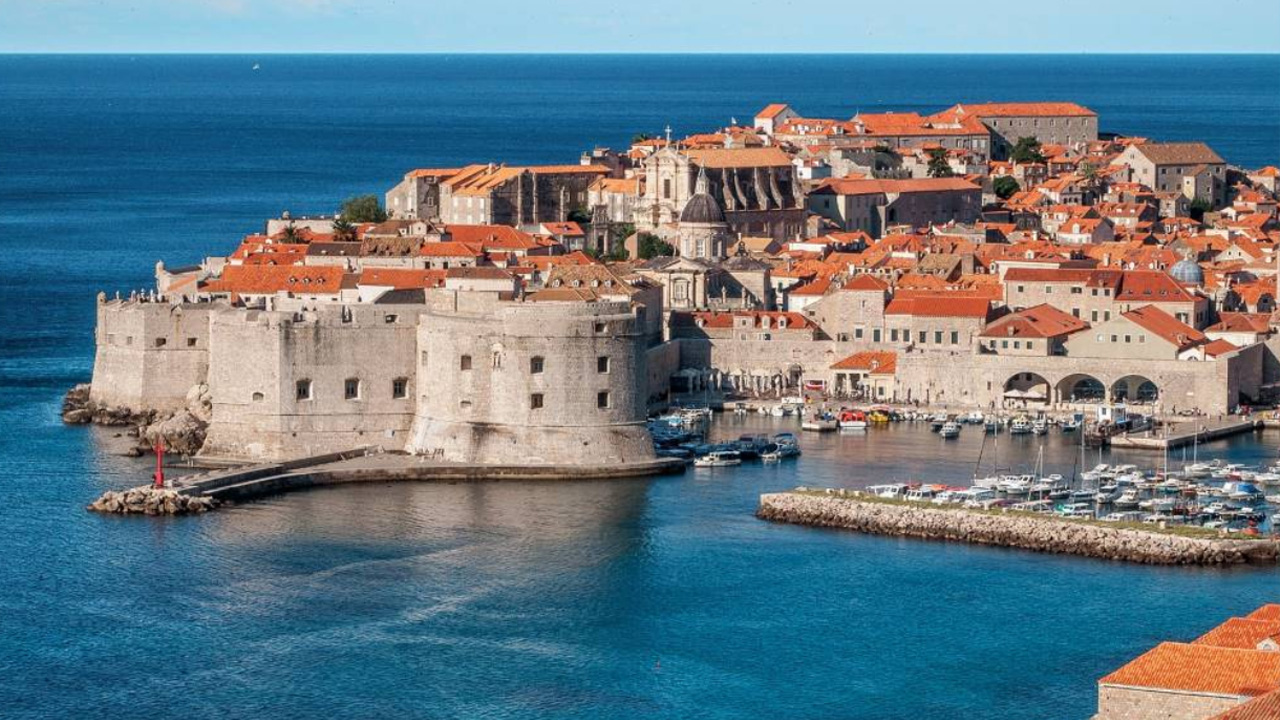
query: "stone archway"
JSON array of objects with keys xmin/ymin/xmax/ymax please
[
  {"xmin": 1058, "ymin": 373, "xmax": 1106, "ymax": 404},
  {"xmin": 1111, "ymin": 375, "xmax": 1159, "ymax": 405},
  {"xmin": 1004, "ymin": 371, "xmax": 1051, "ymax": 407}
]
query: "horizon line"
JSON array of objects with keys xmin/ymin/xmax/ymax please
[{"xmin": 2, "ymin": 50, "xmax": 1278, "ymax": 57}]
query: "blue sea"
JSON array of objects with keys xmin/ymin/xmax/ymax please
[{"xmin": 2, "ymin": 54, "xmax": 1279, "ymax": 719}]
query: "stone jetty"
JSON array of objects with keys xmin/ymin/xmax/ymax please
[
  {"xmin": 757, "ymin": 489, "xmax": 1280, "ymax": 566},
  {"xmin": 88, "ymin": 486, "xmax": 218, "ymax": 516}
]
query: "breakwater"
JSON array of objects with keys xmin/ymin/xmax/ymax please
[{"xmin": 757, "ymin": 490, "xmax": 1280, "ymax": 566}]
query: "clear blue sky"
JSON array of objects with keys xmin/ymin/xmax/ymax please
[{"xmin": 2, "ymin": 0, "xmax": 1278, "ymax": 54}]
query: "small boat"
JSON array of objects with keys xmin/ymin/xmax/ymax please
[
  {"xmin": 866, "ymin": 484, "xmax": 909, "ymax": 500},
  {"xmin": 694, "ymin": 451, "xmax": 741, "ymax": 468},
  {"xmin": 868, "ymin": 410, "xmax": 891, "ymax": 424},
  {"xmin": 984, "ymin": 418, "xmax": 1001, "ymax": 434},
  {"xmin": 1009, "ymin": 417, "xmax": 1032, "ymax": 435},
  {"xmin": 1113, "ymin": 489, "xmax": 1141, "ymax": 509},
  {"xmin": 1031, "ymin": 419, "xmax": 1049, "ymax": 435},
  {"xmin": 939, "ymin": 421, "xmax": 962, "ymax": 439},
  {"xmin": 760, "ymin": 450, "xmax": 782, "ymax": 462},
  {"xmin": 1061, "ymin": 414, "xmax": 1082, "ymax": 432},
  {"xmin": 802, "ymin": 413, "xmax": 838, "ymax": 432},
  {"xmin": 1184, "ymin": 459, "xmax": 1221, "ymax": 478},
  {"xmin": 838, "ymin": 410, "xmax": 868, "ymax": 429}
]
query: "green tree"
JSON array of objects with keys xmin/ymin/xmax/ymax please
[
  {"xmin": 1080, "ymin": 161, "xmax": 1100, "ymax": 183},
  {"xmin": 567, "ymin": 205, "xmax": 592, "ymax": 224},
  {"xmin": 280, "ymin": 223, "xmax": 302, "ymax": 243},
  {"xmin": 332, "ymin": 216, "xmax": 357, "ymax": 242},
  {"xmin": 992, "ymin": 176, "xmax": 1021, "ymax": 200},
  {"xmin": 632, "ymin": 132, "xmax": 654, "ymax": 144},
  {"xmin": 339, "ymin": 194, "xmax": 388, "ymax": 224},
  {"xmin": 604, "ymin": 244, "xmax": 630, "ymax": 262},
  {"xmin": 637, "ymin": 232, "xmax": 674, "ymax": 260},
  {"xmin": 1189, "ymin": 198, "xmax": 1213, "ymax": 221},
  {"xmin": 926, "ymin": 148, "xmax": 955, "ymax": 178},
  {"xmin": 1010, "ymin": 137, "xmax": 1046, "ymax": 164}
]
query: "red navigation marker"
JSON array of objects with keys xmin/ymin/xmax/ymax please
[{"xmin": 153, "ymin": 439, "xmax": 166, "ymax": 488}]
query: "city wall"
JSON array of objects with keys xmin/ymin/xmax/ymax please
[
  {"xmin": 406, "ymin": 291, "xmax": 656, "ymax": 465},
  {"xmin": 89, "ymin": 298, "xmax": 213, "ymax": 413},
  {"xmin": 200, "ymin": 304, "xmax": 423, "ymax": 460}
]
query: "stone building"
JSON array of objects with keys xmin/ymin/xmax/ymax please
[
  {"xmin": 1116, "ymin": 142, "xmax": 1228, "ymax": 207},
  {"xmin": 405, "ymin": 291, "xmax": 655, "ymax": 465},
  {"xmin": 636, "ymin": 146, "xmax": 805, "ymax": 241},
  {"xmin": 392, "ymin": 163, "xmax": 610, "ymax": 226},
  {"xmin": 807, "ymin": 177, "xmax": 982, "ymax": 237},
  {"xmin": 90, "ymin": 297, "xmax": 214, "ymax": 413},
  {"xmin": 934, "ymin": 102, "xmax": 1099, "ymax": 159},
  {"xmin": 677, "ymin": 168, "xmax": 731, "ymax": 260}
]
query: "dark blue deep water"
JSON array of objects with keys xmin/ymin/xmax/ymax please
[{"xmin": 2, "ymin": 55, "xmax": 1279, "ymax": 719}]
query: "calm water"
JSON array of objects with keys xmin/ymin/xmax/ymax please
[{"xmin": 2, "ymin": 55, "xmax": 1279, "ymax": 719}]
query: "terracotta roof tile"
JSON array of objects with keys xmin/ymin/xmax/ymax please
[
  {"xmin": 1099, "ymin": 642, "xmax": 1280, "ymax": 697},
  {"xmin": 830, "ymin": 351, "xmax": 896, "ymax": 374}
]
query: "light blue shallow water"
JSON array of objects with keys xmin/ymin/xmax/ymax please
[{"xmin": 1, "ymin": 55, "xmax": 1279, "ymax": 719}]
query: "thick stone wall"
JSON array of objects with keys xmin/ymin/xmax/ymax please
[
  {"xmin": 406, "ymin": 291, "xmax": 655, "ymax": 465},
  {"xmin": 89, "ymin": 299, "xmax": 213, "ymax": 413},
  {"xmin": 1096, "ymin": 686, "xmax": 1243, "ymax": 720},
  {"xmin": 201, "ymin": 304, "xmax": 423, "ymax": 460},
  {"xmin": 645, "ymin": 341, "xmax": 681, "ymax": 403}
]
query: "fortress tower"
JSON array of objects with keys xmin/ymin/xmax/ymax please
[{"xmin": 406, "ymin": 290, "xmax": 656, "ymax": 466}]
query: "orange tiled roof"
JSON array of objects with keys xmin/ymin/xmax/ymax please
[
  {"xmin": 884, "ymin": 294, "xmax": 992, "ymax": 319},
  {"xmin": 756, "ymin": 103, "xmax": 791, "ymax": 119},
  {"xmin": 1195, "ymin": 618, "xmax": 1280, "ymax": 649},
  {"xmin": 204, "ymin": 265, "xmax": 346, "ymax": 295},
  {"xmin": 814, "ymin": 177, "xmax": 979, "ymax": 196},
  {"xmin": 843, "ymin": 274, "xmax": 890, "ymax": 292},
  {"xmin": 948, "ymin": 101, "xmax": 1096, "ymax": 118},
  {"xmin": 830, "ymin": 350, "xmax": 897, "ymax": 374},
  {"xmin": 685, "ymin": 147, "xmax": 792, "ymax": 169},
  {"xmin": 358, "ymin": 268, "xmax": 446, "ymax": 289},
  {"xmin": 1123, "ymin": 305, "xmax": 1206, "ymax": 350},
  {"xmin": 1250, "ymin": 606, "xmax": 1280, "ymax": 623},
  {"xmin": 980, "ymin": 303, "xmax": 1087, "ymax": 339},
  {"xmin": 1099, "ymin": 642, "xmax": 1280, "ymax": 697}
]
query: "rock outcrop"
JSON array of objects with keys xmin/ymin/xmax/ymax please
[
  {"xmin": 88, "ymin": 486, "xmax": 218, "ymax": 515},
  {"xmin": 62, "ymin": 383, "xmax": 212, "ymax": 456},
  {"xmin": 757, "ymin": 490, "xmax": 1280, "ymax": 566}
]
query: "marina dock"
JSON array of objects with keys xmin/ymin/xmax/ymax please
[{"xmin": 1108, "ymin": 418, "xmax": 1262, "ymax": 451}]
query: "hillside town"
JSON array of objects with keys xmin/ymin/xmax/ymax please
[{"xmin": 91, "ymin": 100, "xmax": 1280, "ymax": 466}]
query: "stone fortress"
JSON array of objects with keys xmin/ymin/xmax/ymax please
[{"xmin": 80, "ymin": 98, "xmax": 1280, "ymax": 465}]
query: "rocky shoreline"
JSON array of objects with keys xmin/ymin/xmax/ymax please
[
  {"xmin": 62, "ymin": 383, "xmax": 211, "ymax": 457},
  {"xmin": 757, "ymin": 489, "xmax": 1280, "ymax": 566},
  {"xmin": 88, "ymin": 486, "xmax": 218, "ymax": 515}
]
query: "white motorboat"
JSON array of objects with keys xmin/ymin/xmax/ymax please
[
  {"xmin": 866, "ymin": 484, "xmax": 909, "ymax": 500},
  {"xmin": 1113, "ymin": 489, "xmax": 1141, "ymax": 509},
  {"xmin": 801, "ymin": 414, "xmax": 838, "ymax": 432},
  {"xmin": 1009, "ymin": 417, "xmax": 1032, "ymax": 435},
  {"xmin": 998, "ymin": 474, "xmax": 1033, "ymax": 495},
  {"xmin": 694, "ymin": 451, "xmax": 741, "ymax": 468},
  {"xmin": 939, "ymin": 421, "xmax": 962, "ymax": 439},
  {"xmin": 1031, "ymin": 419, "xmax": 1049, "ymax": 435}
]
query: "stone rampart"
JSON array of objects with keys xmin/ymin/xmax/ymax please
[
  {"xmin": 201, "ymin": 304, "xmax": 424, "ymax": 461},
  {"xmin": 407, "ymin": 291, "xmax": 655, "ymax": 465},
  {"xmin": 89, "ymin": 298, "xmax": 213, "ymax": 413},
  {"xmin": 757, "ymin": 491, "xmax": 1280, "ymax": 566}
]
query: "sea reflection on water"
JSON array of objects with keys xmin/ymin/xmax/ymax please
[{"xmin": 7, "ymin": 415, "xmax": 1280, "ymax": 720}]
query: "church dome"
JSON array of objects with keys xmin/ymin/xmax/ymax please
[
  {"xmin": 680, "ymin": 193, "xmax": 725, "ymax": 224},
  {"xmin": 1170, "ymin": 257, "xmax": 1203, "ymax": 285},
  {"xmin": 679, "ymin": 166, "xmax": 726, "ymax": 224}
]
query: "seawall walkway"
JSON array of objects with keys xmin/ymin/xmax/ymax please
[
  {"xmin": 757, "ymin": 489, "xmax": 1280, "ymax": 566},
  {"xmin": 89, "ymin": 449, "xmax": 685, "ymax": 515}
]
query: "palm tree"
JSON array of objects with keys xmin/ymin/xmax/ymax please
[
  {"xmin": 332, "ymin": 216, "xmax": 356, "ymax": 242},
  {"xmin": 281, "ymin": 223, "xmax": 302, "ymax": 243}
]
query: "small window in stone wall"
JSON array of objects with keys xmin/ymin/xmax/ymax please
[
  {"xmin": 460, "ymin": 355, "xmax": 472, "ymax": 371},
  {"xmin": 154, "ymin": 337, "xmax": 167, "ymax": 348},
  {"xmin": 296, "ymin": 379, "xmax": 312, "ymax": 401},
  {"xmin": 597, "ymin": 356, "xmax": 610, "ymax": 374},
  {"xmin": 252, "ymin": 392, "xmax": 264, "ymax": 402},
  {"xmin": 344, "ymin": 378, "xmax": 361, "ymax": 400},
  {"xmin": 597, "ymin": 391, "xmax": 610, "ymax": 409},
  {"xmin": 460, "ymin": 400, "xmax": 472, "ymax": 410},
  {"xmin": 594, "ymin": 322, "xmax": 606, "ymax": 333},
  {"xmin": 392, "ymin": 378, "xmax": 408, "ymax": 399},
  {"xmin": 530, "ymin": 393, "xmax": 544, "ymax": 410},
  {"xmin": 530, "ymin": 356, "xmax": 544, "ymax": 374},
  {"xmin": 187, "ymin": 337, "xmax": 197, "ymax": 347},
  {"xmin": 421, "ymin": 350, "xmax": 429, "ymax": 366},
  {"xmin": 384, "ymin": 314, "xmax": 398, "ymax": 324}
]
